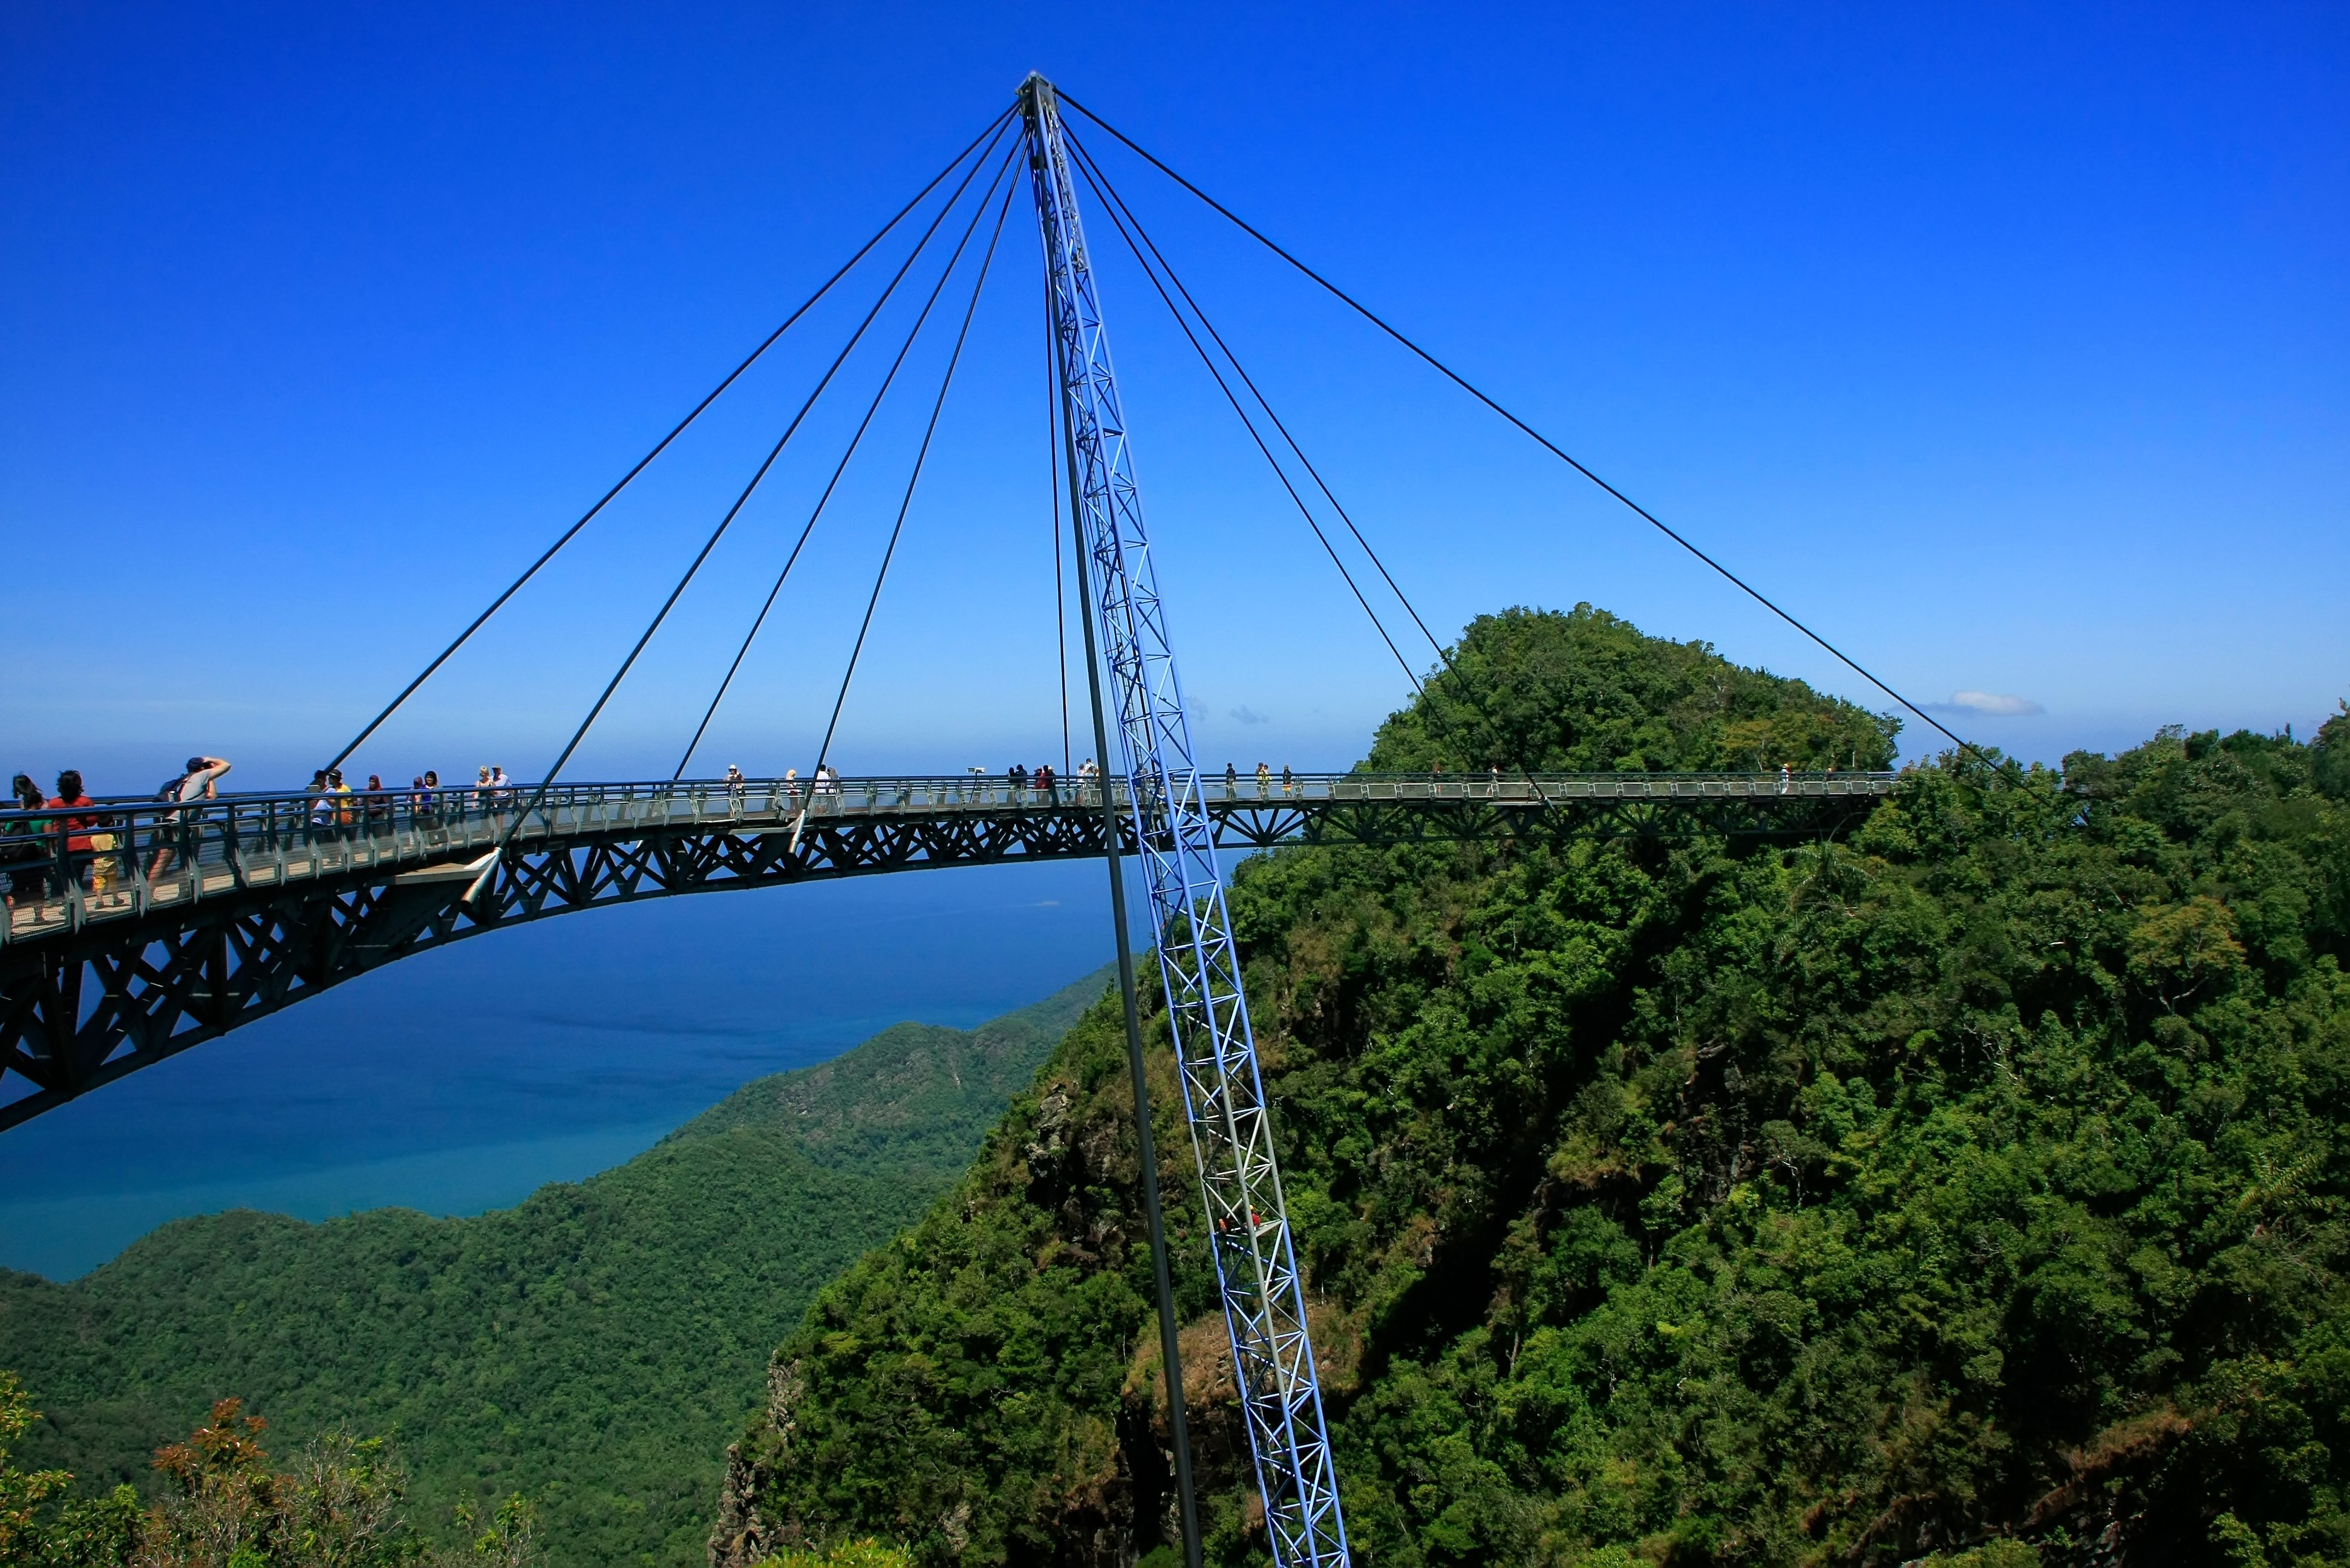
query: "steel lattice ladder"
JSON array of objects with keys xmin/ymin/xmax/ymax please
[{"xmin": 1023, "ymin": 74, "xmax": 1352, "ymax": 1568}]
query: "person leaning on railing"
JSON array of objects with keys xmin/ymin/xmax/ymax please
[{"xmin": 148, "ymin": 756, "xmax": 232, "ymax": 880}]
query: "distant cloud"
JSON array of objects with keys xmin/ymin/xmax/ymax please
[
  {"xmin": 1229, "ymin": 705, "xmax": 1270, "ymax": 725},
  {"xmin": 1939, "ymin": 690, "xmax": 2046, "ymax": 717}
]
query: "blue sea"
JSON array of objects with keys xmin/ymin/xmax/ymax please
[{"xmin": 0, "ymin": 861, "xmax": 1121, "ymax": 1280}]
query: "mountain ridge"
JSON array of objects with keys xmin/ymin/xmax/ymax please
[
  {"xmin": 714, "ymin": 606, "xmax": 2350, "ymax": 1567},
  {"xmin": 1, "ymin": 965, "xmax": 1113, "ymax": 1568}
]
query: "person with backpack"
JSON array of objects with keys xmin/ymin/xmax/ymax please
[{"xmin": 148, "ymin": 755, "xmax": 232, "ymax": 880}]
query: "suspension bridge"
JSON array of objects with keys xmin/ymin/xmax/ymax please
[{"xmin": 0, "ymin": 76, "xmax": 1959, "ymax": 1568}]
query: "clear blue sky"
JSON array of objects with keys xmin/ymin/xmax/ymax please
[{"xmin": 4, "ymin": 2, "xmax": 2344, "ymax": 791}]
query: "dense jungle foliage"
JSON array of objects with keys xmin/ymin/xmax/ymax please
[
  {"xmin": 1, "ymin": 1372, "xmax": 537, "ymax": 1568},
  {"xmin": 1, "ymin": 972, "xmax": 1109, "ymax": 1568},
  {"xmin": 4, "ymin": 1367, "xmax": 909, "ymax": 1568},
  {"xmin": 717, "ymin": 605, "xmax": 2350, "ymax": 1568}
]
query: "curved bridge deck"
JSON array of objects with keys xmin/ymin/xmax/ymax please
[{"xmin": 1, "ymin": 771, "xmax": 1895, "ymax": 1128}]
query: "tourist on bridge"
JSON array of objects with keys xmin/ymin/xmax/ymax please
[
  {"xmin": 148, "ymin": 755, "xmax": 233, "ymax": 880},
  {"xmin": 1008, "ymin": 762, "xmax": 1027, "ymax": 798},
  {"xmin": 4, "ymin": 773, "xmax": 48, "ymax": 906},
  {"xmin": 1226, "ymin": 762, "xmax": 1237, "ymax": 799},
  {"xmin": 490, "ymin": 765, "xmax": 512, "ymax": 804},
  {"xmin": 1036, "ymin": 762, "xmax": 1056, "ymax": 802},
  {"xmin": 45, "ymin": 770, "xmax": 105, "ymax": 897},
  {"xmin": 1255, "ymin": 762, "xmax": 1271, "ymax": 798},
  {"xmin": 1282, "ymin": 764, "xmax": 1294, "ymax": 796},
  {"xmin": 307, "ymin": 771, "xmax": 334, "ymax": 838},
  {"xmin": 420, "ymin": 770, "xmax": 442, "ymax": 824},
  {"xmin": 328, "ymin": 768, "xmax": 355, "ymax": 834},
  {"xmin": 725, "ymin": 765, "xmax": 746, "ymax": 809}
]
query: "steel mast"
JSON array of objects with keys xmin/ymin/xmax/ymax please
[{"xmin": 1020, "ymin": 74, "xmax": 1351, "ymax": 1568}]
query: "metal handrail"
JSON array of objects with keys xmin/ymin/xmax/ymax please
[
  {"xmin": 3, "ymin": 767, "xmax": 1897, "ymax": 818},
  {"xmin": 0, "ymin": 770, "xmax": 1899, "ymax": 950}
]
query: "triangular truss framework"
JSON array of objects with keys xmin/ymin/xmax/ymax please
[{"xmin": 1024, "ymin": 75, "xmax": 1353, "ymax": 1568}]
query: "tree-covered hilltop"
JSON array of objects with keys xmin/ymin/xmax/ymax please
[
  {"xmin": 1365, "ymin": 605, "xmax": 1899, "ymax": 774},
  {"xmin": 716, "ymin": 606, "xmax": 2350, "ymax": 1567},
  {"xmin": 1, "ymin": 969, "xmax": 1110, "ymax": 1568}
]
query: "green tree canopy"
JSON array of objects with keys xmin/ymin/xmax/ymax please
[
  {"xmin": 1365, "ymin": 604, "xmax": 1899, "ymax": 774},
  {"xmin": 722, "ymin": 607, "xmax": 2350, "ymax": 1567}
]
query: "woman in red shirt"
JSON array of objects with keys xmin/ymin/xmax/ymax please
[{"xmin": 45, "ymin": 769, "xmax": 103, "ymax": 892}]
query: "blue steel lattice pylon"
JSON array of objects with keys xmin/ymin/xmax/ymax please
[{"xmin": 1020, "ymin": 75, "xmax": 1352, "ymax": 1568}]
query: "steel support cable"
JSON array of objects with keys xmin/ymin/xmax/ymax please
[
  {"xmin": 673, "ymin": 140, "xmax": 1026, "ymax": 779},
  {"xmin": 1057, "ymin": 92, "xmax": 1986, "ymax": 765},
  {"xmin": 1068, "ymin": 129, "xmax": 1452, "ymax": 672},
  {"xmin": 1071, "ymin": 134, "xmax": 1529, "ymax": 781},
  {"xmin": 1076, "ymin": 142, "xmax": 1535, "ymax": 819},
  {"xmin": 1066, "ymin": 152, "xmax": 1426, "ymax": 696},
  {"xmin": 795, "ymin": 172, "xmax": 1020, "ymax": 833},
  {"xmin": 465, "ymin": 140, "xmax": 1019, "ymax": 900},
  {"xmin": 326, "ymin": 104, "xmax": 1017, "ymax": 776}
]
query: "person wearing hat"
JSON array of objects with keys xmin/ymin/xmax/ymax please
[{"xmin": 148, "ymin": 755, "xmax": 232, "ymax": 880}]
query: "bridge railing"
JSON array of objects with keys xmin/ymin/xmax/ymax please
[
  {"xmin": 0, "ymin": 770, "xmax": 1896, "ymax": 947},
  {"xmin": 1200, "ymin": 769, "xmax": 1897, "ymax": 803}
]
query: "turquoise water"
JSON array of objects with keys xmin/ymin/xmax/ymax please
[
  {"xmin": 0, "ymin": 1120, "xmax": 682, "ymax": 1275},
  {"xmin": 0, "ymin": 860, "xmax": 1118, "ymax": 1279}
]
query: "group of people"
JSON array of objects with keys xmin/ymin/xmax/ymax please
[
  {"xmin": 750, "ymin": 765, "xmax": 838, "ymax": 803},
  {"xmin": 0, "ymin": 754, "xmax": 544, "ymax": 912},
  {"xmin": 1224, "ymin": 762, "xmax": 1297, "ymax": 797},
  {"xmin": 971, "ymin": 759, "xmax": 1308, "ymax": 802},
  {"xmin": 1, "ymin": 756, "xmax": 234, "ymax": 908},
  {"xmin": 301, "ymin": 764, "xmax": 517, "ymax": 834},
  {"xmin": 1005, "ymin": 760, "xmax": 1067, "ymax": 799}
]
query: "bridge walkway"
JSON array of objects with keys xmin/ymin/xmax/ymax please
[{"xmin": 1, "ymin": 770, "xmax": 1897, "ymax": 952}]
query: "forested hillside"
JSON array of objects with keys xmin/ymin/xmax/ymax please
[
  {"xmin": 1, "ymin": 969, "xmax": 1110, "ymax": 1568},
  {"xmin": 715, "ymin": 606, "xmax": 2350, "ymax": 1567}
]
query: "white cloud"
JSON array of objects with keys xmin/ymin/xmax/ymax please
[
  {"xmin": 1944, "ymin": 690, "xmax": 2046, "ymax": 717},
  {"xmin": 1228, "ymin": 705, "xmax": 1270, "ymax": 725}
]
